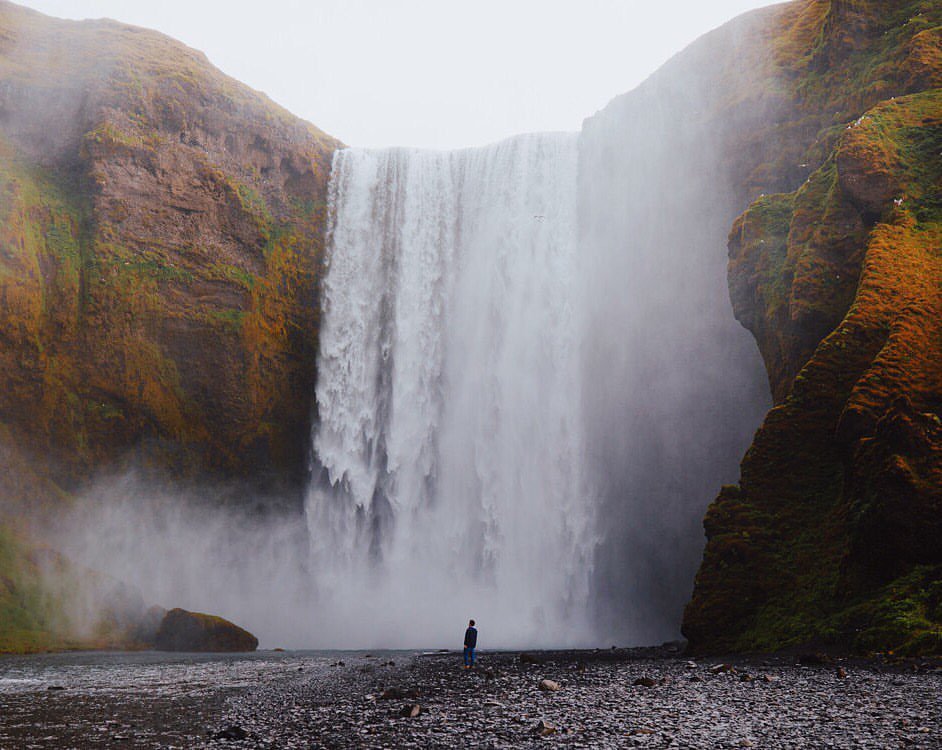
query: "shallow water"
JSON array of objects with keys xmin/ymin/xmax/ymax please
[{"xmin": 0, "ymin": 650, "xmax": 385, "ymax": 749}]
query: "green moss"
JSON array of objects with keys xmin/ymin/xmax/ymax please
[
  {"xmin": 234, "ymin": 181, "xmax": 273, "ymax": 235},
  {"xmin": 0, "ymin": 529, "xmax": 67, "ymax": 653},
  {"xmin": 205, "ymin": 308, "xmax": 246, "ymax": 332},
  {"xmin": 837, "ymin": 566, "xmax": 942, "ymax": 655}
]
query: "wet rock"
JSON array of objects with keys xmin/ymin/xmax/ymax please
[
  {"xmin": 398, "ymin": 703, "xmax": 421, "ymax": 718},
  {"xmin": 797, "ymin": 653, "xmax": 831, "ymax": 666},
  {"xmin": 633, "ymin": 677, "xmax": 657, "ymax": 687},
  {"xmin": 538, "ymin": 679, "xmax": 560, "ymax": 692},
  {"xmin": 212, "ymin": 725, "xmax": 248, "ymax": 741},
  {"xmin": 380, "ymin": 687, "xmax": 420, "ymax": 700},
  {"xmin": 155, "ymin": 608, "xmax": 258, "ymax": 652}
]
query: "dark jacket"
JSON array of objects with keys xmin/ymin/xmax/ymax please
[{"xmin": 464, "ymin": 626, "xmax": 478, "ymax": 649}]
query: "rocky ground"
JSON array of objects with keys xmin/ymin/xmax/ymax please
[{"xmin": 200, "ymin": 648, "xmax": 942, "ymax": 749}]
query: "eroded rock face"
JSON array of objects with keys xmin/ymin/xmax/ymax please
[
  {"xmin": 684, "ymin": 0, "xmax": 942, "ymax": 655},
  {"xmin": 0, "ymin": 1, "xmax": 340, "ymax": 489},
  {"xmin": 154, "ymin": 608, "xmax": 258, "ymax": 652}
]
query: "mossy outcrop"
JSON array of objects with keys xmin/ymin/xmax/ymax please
[
  {"xmin": 0, "ymin": 1, "xmax": 340, "ymax": 490},
  {"xmin": 684, "ymin": 0, "xmax": 942, "ymax": 655},
  {"xmin": 154, "ymin": 607, "xmax": 258, "ymax": 652}
]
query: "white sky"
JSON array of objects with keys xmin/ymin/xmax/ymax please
[{"xmin": 18, "ymin": 1, "xmax": 775, "ymax": 148}]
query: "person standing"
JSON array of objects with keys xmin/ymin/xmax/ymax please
[{"xmin": 463, "ymin": 619, "xmax": 478, "ymax": 668}]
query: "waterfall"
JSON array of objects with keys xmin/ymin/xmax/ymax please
[{"xmin": 306, "ymin": 134, "xmax": 594, "ymax": 647}]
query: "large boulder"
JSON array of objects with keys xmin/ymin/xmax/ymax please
[{"xmin": 154, "ymin": 608, "xmax": 258, "ymax": 652}]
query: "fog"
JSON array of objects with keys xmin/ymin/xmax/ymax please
[
  {"xmin": 579, "ymin": 13, "xmax": 773, "ymax": 642},
  {"xmin": 54, "ymin": 473, "xmax": 319, "ymax": 649},
  {"xmin": 19, "ymin": 0, "xmax": 775, "ymax": 149}
]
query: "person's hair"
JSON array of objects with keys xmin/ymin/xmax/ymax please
[{"xmin": 469, "ymin": 619, "xmax": 475, "ymax": 626}]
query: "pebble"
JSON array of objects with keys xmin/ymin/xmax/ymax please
[{"xmin": 190, "ymin": 650, "xmax": 942, "ymax": 749}]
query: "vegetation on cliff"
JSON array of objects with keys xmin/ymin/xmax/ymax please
[
  {"xmin": 0, "ymin": 0, "xmax": 340, "ymax": 652},
  {"xmin": 0, "ymin": 0, "xmax": 340, "ymax": 491},
  {"xmin": 684, "ymin": 0, "xmax": 942, "ymax": 655}
]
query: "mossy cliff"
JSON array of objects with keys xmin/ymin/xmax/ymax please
[
  {"xmin": 683, "ymin": 0, "xmax": 942, "ymax": 654},
  {"xmin": 0, "ymin": 1, "xmax": 340, "ymax": 491}
]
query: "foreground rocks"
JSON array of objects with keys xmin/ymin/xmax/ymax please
[
  {"xmin": 154, "ymin": 608, "xmax": 258, "ymax": 652},
  {"xmin": 201, "ymin": 649, "xmax": 942, "ymax": 749}
]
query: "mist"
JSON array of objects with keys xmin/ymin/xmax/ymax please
[
  {"xmin": 49, "ymin": 473, "xmax": 315, "ymax": 648},
  {"xmin": 33, "ymin": 7, "xmax": 778, "ymax": 651},
  {"xmin": 579, "ymin": 12, "xmax": 774, "ymax": 643}
]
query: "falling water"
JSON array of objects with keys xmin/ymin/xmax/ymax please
[{"xmin": 307, "ymin": 134, "xmax": 594, "ymax": 647}]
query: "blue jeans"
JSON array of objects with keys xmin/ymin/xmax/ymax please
[{"xmin": 463, "ymin": 647, "xmax": 475, "ymax": 666}]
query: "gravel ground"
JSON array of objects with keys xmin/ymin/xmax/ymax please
[{"xmin": 201, "ymin": 649, "xmax": 942, "ymax": 749}]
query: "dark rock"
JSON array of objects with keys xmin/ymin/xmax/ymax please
[
  {"xmin": 398, "ymin": 703, "xmax": 421, "ymax": 718},
  {"xmin": 212, "ymin": 725, "xmax": 248, "ymax": 741},
  {"xmin": 633, "ymin": 677, "xmax": 657, "ymax": 687},
  {"xmin": 380, "ymin": 687, "xmax": 420, "ymax": 700},
  {"xmin": 798, "ymin": 653, "xmax": 832, "ymax": 666},
  {"xmin": 154, "ymin": 608, "xmax": 258, "ymax": 652},
  {"xmin": 533, "ymin": 720, "xmax": 556, "ymax": 736},
  {"xmin": 46, "ymin": 685, "xmax": 66, "ymax": 691},
  {"xmin": 837, "ymin": 666, "xmax": 848, "ymax": 679},
  {"xmin": 740, "ymin": 673, "xmax": 754, "ymax": 682}
]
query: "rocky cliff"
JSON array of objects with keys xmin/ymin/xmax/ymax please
[
  {"xmin": 683, "ymin": 0, "xmax": 942, "ymax": 654},
  {"xmin": 0, "ymin": 1, "xmax": 340, "ymax": 495}
]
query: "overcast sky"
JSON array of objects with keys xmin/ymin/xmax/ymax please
[{"xmin": 19, "ymin": 1, "xmax": 776, "ymax": 148}]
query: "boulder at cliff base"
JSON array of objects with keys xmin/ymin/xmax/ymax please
[{"xmin": 154, "ymin": 608, "xmax": 258, "ymax": 652}]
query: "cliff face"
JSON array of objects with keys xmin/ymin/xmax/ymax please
[
  {"xmin": 684, "ymin": 0, "xmax": 942, "ymax": 654},
  {"xmin": 0, "ymin": 1, "xmax": 340, "ymax": 491}
]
